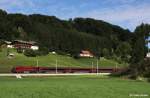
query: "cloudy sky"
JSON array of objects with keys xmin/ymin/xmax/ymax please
[{"xmin": 0, "ymin": 0, "xmax": 150, "ymax": 31}]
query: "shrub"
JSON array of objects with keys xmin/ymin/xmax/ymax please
[
  {"xmin": 128, "ymin": 74, "xmax": 138, "ymax": 80},
  {"xmin": 37, "ymin": 47, "xmax": 49, "ymax": 56},
  {"xmin": 0, "ymin": 40, "xmax": 4, "ymax": 52},
  {"xmin": 16, "ymin": 48, "xmax": 23, "ymax": 53},
  {"xmin": 24, "ymin": 49, "xmax": 37, "ymax": 57},
  {"xmin": 148, "ymin": 78, "xmax": 150, "ymax": 82},
  {"xmin": 102, "ymin": 48, "xmax": 110, "ymax": 59},
  {"xmin": 56, "ymin": 50, "xmax": 67, "ymax": 55},
  {"xmin": 72, "ymin": 54, "xmax": 80, "ymax": 59}
]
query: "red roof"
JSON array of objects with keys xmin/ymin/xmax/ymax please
[{"xmin": 81, "ymin": 50, "xmax": 92, "ymax": 54}]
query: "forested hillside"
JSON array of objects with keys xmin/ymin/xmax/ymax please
[{"xmin": 0, "ymin": 9, "xmax": 134, "ymax": 62}]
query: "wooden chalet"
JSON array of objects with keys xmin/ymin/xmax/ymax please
[
  {"xmin": 11, "ymin": 40, "xmax": 39, "ymax": 50},
  {"xmin": 79, "ymin": 50, "xmax": 94, "ymax": 58}
]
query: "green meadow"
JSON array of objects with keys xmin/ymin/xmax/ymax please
[{"xmin": 0, "ymin": 76, "xmax": 149, "ymax": 98}]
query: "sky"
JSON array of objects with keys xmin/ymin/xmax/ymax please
[{"xmin": 0, "ymin": 0, "xmax": 150, "ymax": 32}]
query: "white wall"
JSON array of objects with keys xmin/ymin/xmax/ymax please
[
  {"xmin": 146, "ymin": 53, "xmax": 150, "ymax": 57},
  {"xmin": 31, "ymin": 46, "xmax": 39, "ymax": 50},
  {"xmin": 7, "ymin": 45, "xmax": 14, "ymax": 48}
]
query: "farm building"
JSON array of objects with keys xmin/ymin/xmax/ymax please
[
  {"xmin": 6, "ymin": 40, "xmax": 39, "ymax": 50},
  {"xmin": 4, "ymin": 41, "xmax": 13, "ymax": 48},
  {"xmin": 79, "ymin": 50, "xmax": 94, "ymax": 58},
  {"xmin": 146, "ymin": 52, "xmax": 150, "ymax": 58},
  {"xmin": 12, "ymin": 40, "xmax": 39, "ymax": 50}
]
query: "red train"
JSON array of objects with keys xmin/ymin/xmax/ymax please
[{"xmin": 11, "ymin": 66, "xmax": 122, "ymax": 73}]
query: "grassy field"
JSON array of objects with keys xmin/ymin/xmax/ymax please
[
  {"xmin": 0, "ymin": 48, "xmax": 128, "ymax": 72},
  {"xmin": 0, "ymin": 76, "xmax": 149, "ymax": 98}
]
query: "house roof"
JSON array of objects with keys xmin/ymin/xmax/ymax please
[
  {"xmin": 13, "ymin": 40, "xmax": 36, "ymax": 45},
  {"xmin": 81, "ymin": 50, "xmax": 93, "ymax": 55},
  {"xmin": 4, "ymin": 41, "xmax": 12, "ymax": 44}
]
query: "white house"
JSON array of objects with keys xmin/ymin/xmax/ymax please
[
  {"xmin": 7, "ymin": 44, "xmax": 14, "ymax": 48},
  {"xmin": 4, "ymin": 41, "xmax": 14, "ymax": 48},
  {"xmin": 31, "ymin": 45, "xmax": 39, "ymax": 50},
  {"xmin": 146, "ymin": 52, "xmax": 150, "ymax": 58},
  {"xmin": 79, "ymin": 50, "xmax": 94, "ymax": 58}
]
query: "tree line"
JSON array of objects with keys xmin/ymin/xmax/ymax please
[{"xmin": 0, "ymin": 9, "xmax": 148, "ymax": 64}]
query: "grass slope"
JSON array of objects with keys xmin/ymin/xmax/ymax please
[
  {"xmin": 0, "ymin": 76, "xmax": 149, "ymax": 98},
  {"xmin": 0, "ymin": 48, "xmax": 127, "ymax": 72}
]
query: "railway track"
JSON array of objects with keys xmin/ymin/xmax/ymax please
[{"xmin": 0, "ymin": 73, "xmax": 111, "ymax": 78}]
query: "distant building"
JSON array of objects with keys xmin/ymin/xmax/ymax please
[
  {"xmin": 8, "ymin": 40, "xmax": 39, "ymax": 50},
  {"xmin": 31, "ymin": 46, "xmax": 39, "ymax": 50},
  {"xmin": 79, "ymin": 50, "xmax": 94, "ymax": 58},
  {"xmin": 52, "ymin": 51, "xmax": 56, "ymax": 54},
  {"xmin": 146, "ymin": 52, "xmax": 150, "ymax": 58},
  {"xmin": 7, "ymin": 45, "xmax": 13, "ymax": 48},
  {"xmin": 4, "ymin": 41, "xmax": 13, "ymax": 48},
  {"xmin": 4, "ymin": 41, "xmax": 11, "ymax": 44}
]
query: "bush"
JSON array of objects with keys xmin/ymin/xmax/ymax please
[
  {"xmin": 16, "ymin": 48, "xmax": 23, "ymax": 53},
  {"xmin": 72, "ymin": 54, "xmax": 80, "ymax": 59},
  {"xmin": 143, "ymin": 71, "xmax": 150, "ymax": 78},
  {"xmin": 24, "ymin": 49, "xmax": 37, "ymax": 57},
  {"xmin": 37, "ymin": 47, "xmax": 49, "ymax": 56},
  {"xmin": 56, "ymin": 50, "xmax": 67, "ymax": 55},
  {"xmin": 111, "ymin": 55, "xmax": 124, "ymax": 64},
  {"xmin": 102, "ymin": 48, "xmax": 110, "ymax": 59},
  {"xmin": 148, "ymin": 78, "xmax": 150, "ymax": 82},
  {"xmin": 121, "ymin": 59, "xmax": 150, "ymax": 79},
  {"xmin": 128, "ymin": 74, "xmax": 138, "ymax": 80}
]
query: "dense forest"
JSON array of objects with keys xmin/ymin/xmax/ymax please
[{"xmin": 0, "ymin": 9, "xmax": 149, "ymax": 64}]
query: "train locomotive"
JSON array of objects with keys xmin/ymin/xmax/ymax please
[{"xmin": 11, "ymin": 66, "xmax": 122, "ymax": 73}]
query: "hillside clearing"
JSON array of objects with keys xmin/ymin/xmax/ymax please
[{"xmin": 0, "ymin": 48, "xmax": 128, "ymax": 73}]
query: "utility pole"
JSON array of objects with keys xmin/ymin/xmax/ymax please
[
  {"xmin": 36, "ymin": 59, "xmax": 39, "ymax": 73},
  {"xmin": 55, "ymin": 59, "xmax": 58, "ymax": 74},
  {"xmin": 115, "ymin": 63, "xmax": 118, "ymax": 72},
  {"xmin": 96, "ymin": 59, "xmax": 99, "ymax": 75},
  {"xmin": 36, "ymin": 59, "xmax": 39, "ymax": 67},
  {"xmin": 6, "ymin": 47, "xmax": 9, "ymax": 57},
  {"xmin": 148, "ymin": 32, "xmax": 150, "ymax": 53},
  {"xmin": 92, "ymin": 62, "xmax": 93, "ymax": 73}
]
